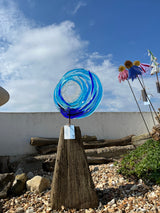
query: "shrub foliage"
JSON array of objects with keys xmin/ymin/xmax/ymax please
[{"xmin": 118, "ymin": 139, "xmax": 160, "ymax": 184}]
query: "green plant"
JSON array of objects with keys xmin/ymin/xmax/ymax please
[{"xmin": 118, "ymin": 139, "xmax": 160, "ymax": 184}]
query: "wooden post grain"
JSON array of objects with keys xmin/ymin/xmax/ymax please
[{"xmin": 50, "ymin": 126, "xmax": 98, "ymax": 210}]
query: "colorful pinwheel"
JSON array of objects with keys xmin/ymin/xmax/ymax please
[
  {"xmin": 118, "ymin": 62, "xmax": 150, "ymax": 135},
  {"xmin": 118, "ymin": 58, "xmax": 159, "ymax": 134},
  {"xmin": 118, "ymin": 65, "xmax": 128, "ymax": 83},
  {"xmin": 124, "ymin": 60, "xmax": 142, "ymax": 81},
  {"xmin": 133, "ymin": 60, "xmax": 151, "ymax": 76},
  {"xmin": 148, "ymin": 49, "xmax": 160, "ymax": 93}
]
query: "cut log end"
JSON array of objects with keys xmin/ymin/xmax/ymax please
[
  {"xmin": 151, "ymin": 124, "xmax": 160, "ymax": 141},
  {"xmin": 30, "ymin": 137, "xmax": 58, "ymax": 146}
]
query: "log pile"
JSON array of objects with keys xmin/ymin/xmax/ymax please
[
  {"xmin": 30, "ymin": 135, "xmax": 134, "ymax": 155},
  {"xmin": 152, "ymin": 124, "xmax": 160, "ymax": 141},
  {"xmin": 30, "ymin": 134, "xmax": 135, "ymax": 168},
  {"xmin": 131, "ymin": 133, "xmax": 151, "ymax": 147}
]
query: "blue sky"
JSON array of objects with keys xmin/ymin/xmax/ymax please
[{"xmin": 0, "ymin": 0, "xmax": 160, "ymax": 112}]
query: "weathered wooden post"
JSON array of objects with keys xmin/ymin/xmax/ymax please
[
  {"xmin": 51, "ymin": 68, "xmax": 102, "ymax": 210},
  {"xmin": 50, "ymin": 125, "xmax": 98, "ymax": 209}
]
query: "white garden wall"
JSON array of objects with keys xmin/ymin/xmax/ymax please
[{"xmin": 0, "ymin": 112, "xmax": 156, "ymax": 156}]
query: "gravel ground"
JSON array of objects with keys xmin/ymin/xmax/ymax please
[{"xmin": 1, "ymin": 162, "xmax": 160, "ymax": 213}]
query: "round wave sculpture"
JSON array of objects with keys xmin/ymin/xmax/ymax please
[{"xmin": 54, "ymin": 68, "xmax": 103, "ymax": 119}]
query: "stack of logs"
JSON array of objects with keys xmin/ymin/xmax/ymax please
[
  {"xmin": 30, "ymin": 134, "xmax": 136, "ymax": 169},
  {"xmin": 152, "ymin": 124, "xmax": 160, "ymax": 141}
]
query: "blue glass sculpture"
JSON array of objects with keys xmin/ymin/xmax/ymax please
[{"xmin": 54, "ymin": 68, "xmax": 103, "ymax": 119}]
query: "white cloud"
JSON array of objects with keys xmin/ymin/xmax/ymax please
[
  {"xmin": 0, "ymin": 0, "xmax": 159, "ymax": 113},
  {"xmin": 0, "ymin": 0, "xmax": 31, "ymax": 45},
  {"xmin": 72, "ymin": 1, "xmax": 87, "ymax": 15},
  {"xmin": 0, "ymin": 2, "xmax": 87, "ymax": 112}
]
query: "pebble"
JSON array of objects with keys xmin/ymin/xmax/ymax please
[
  {"xmin": 15, "ymin": 168, "xmax": 23, "ymax": 176},
  {"xmin": 1, "ymin": 162, "xmax": 160, "ymax": 212},
  {"xmin": 15, "ymin": 207, "xmax": 24, "ymax": 213},
  {"xmin": 93, "ymin": 166, "xmax": 99, "ymax": 172},
  {"xmin": 138, "ymin": 179, "xmax": 143, "ymax": 185},
  {"xmin": 26, "ymin": 207, "xmax": 34, "ymax": 213},
  {"xmin": 108, "ymin": 198, "xmax": 115, "ymax": 206},
  {"xmin": 130, "ymin": 184, "xmax": 138, "ymax": 191},
  {"xmin": 27, "ymin": 172, "xmax": 34, "ymax": 179},
  {"xmin": 109, "ymin": 164, "xmax": 114, "ymax": 168}
]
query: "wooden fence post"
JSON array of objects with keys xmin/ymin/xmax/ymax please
[{"xmin": 50, "ymin": 126, "xmax": 98, "ymax": 210}]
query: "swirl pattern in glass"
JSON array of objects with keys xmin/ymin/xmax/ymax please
[{"xmin": 54, "ymin": 68, "xmax": 103, "ymax": 119}]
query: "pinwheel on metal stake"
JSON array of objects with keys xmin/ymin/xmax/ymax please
[
  {"xmin": 133, "ymin": 60, "xmax": 150, "ymax": 102},
  {"xmin": 143, "ymin": 94, "xmax": 156, "ymax": 125},
  {"xmin": 124, "ymin": 60, "xmax": 160, "ymax": 124},
  {"xmin": 118, "ymin": 65, "xmax": 151, "ymax": 135},
  {"xmin": 148, "ymin": 49, "xmax": 160, "ymax": 93},
  {"xmin": 133, "ymin": 60, "xmax": 155, "ymax": 125}
]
